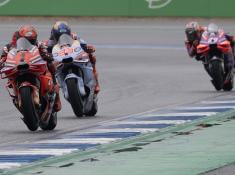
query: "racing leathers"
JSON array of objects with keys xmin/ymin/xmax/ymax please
[{"xmin": 185, "ymin": 26, "xmax": 206, "ymax": 60}]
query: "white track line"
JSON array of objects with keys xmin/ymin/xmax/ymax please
[
  {"xmin": 0, "ymin": 163, "xmax": 22, "ymax": 169},
  {"xmin": 177, "ymin": 106, "xmax": 235, "ymax": 110},
  {"xmin": 144, "ymin": 112, "xmax": 217, "ymax": 117},
  {"xmin": 201, "ymin": 100, "xmax": 235, "ymax": 104},
  {"xmin": 0, "ymin": 149, "xmax": 77, "ymax": 156},
  {"xmin": 36, "ymin": 138, "xmax": 118, "ymax": 144},
  {"xmin": 89, "ymin": 128, "xmax": 159, "ymax": 133},
  {"xmin": 110, "ymin": 120, "xmax": 190, "ymax": 125}
]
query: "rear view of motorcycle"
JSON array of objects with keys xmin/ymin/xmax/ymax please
[
  {"xmin": 0, "ymin": 38, "xmax": 57, "ymax": 131},
  {"xmin": 52, "ymin": 34, "xmax": 98, "ymax": 117},
  {"xmin": 197, "ymin": 24, "xmax": 234, "ymax": 91}
]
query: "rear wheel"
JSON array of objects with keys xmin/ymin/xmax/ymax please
[
  {"xmin": 223, "ymin": 70, "xmax": 234, "ymax": 91},
  {"xmin": 85, "ymin": 101, "xmax": 98, "ymax": 116},
  {"xmin": 210, "ymin": 61, "xmax": 224, "ymax": 91},
  {"xmin": 66, "ymin": 78, "xmax": 83, "ymax": 117},
  {"xmin": 40, "ymin": 112, "xmax": 57, "ymax": 130},
  {"xmin": 20, "ymin": 87, "xmax": 39, "ymax": 131},
  {"xmin": 223, "ymin": 81, "xmax": 234, "ymax": 91}
]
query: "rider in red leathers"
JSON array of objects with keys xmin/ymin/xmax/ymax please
[
  {"xmin": 184, "ymin": 21, "xmax": 206, "ymax": 60},
  {"xmin": 0, "ymin": 25, "xmax": 61, "ymax": 112},
  {"xmin": 45, "ymin": 21, "xmax": 100, "ymax": 94}
]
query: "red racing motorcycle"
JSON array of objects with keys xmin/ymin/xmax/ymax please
[
  {"xmin": 0, "ymin": 38, "xmax": 57, "ymax": 131},
  {"xmin": 197, "ymin": 25, "xmax": 234, "ymax": 91}
]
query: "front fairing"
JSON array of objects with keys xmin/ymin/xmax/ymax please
[
  {"xmin": 197, "ymin": 31, "xmax": 231, "ymax": 59},
  {"xmin": 1, "ymin": 47, "xmax": 47, "ymax": 79},
  {"xmin": 52, "ymin": 36, "xmax": 94, "ymax": 85}
]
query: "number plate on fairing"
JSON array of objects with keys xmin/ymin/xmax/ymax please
[{"xmin": 53, "ymin": 45, "xmax": 83, "ymax": 62}]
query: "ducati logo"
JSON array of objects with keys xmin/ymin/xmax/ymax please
[
  {"xmin": 146, "ymin": 0, "xmax": 172, "ymax": 9},
  {"xmin": 0, "ymin": 0, "xmax": 10, "ymax": 7}
]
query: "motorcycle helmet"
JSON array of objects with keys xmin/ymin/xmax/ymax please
[
  {"xmin": 18, "ymin": 25, "xmax": 38, "ymax": 45},
  {"xmin": 185, "ymin": 21, "xmax": 200, "ymax": 42},
  {"xmin": 51, "ymin": 21, "xmax": 71, "ymax": 42}
]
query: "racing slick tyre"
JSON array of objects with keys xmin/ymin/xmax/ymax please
[
  {"xmin": 223, "ymin": 78, "xmax": 234, "ymax": 91},
  {"xmin": 223, "ymin": 81, "xmax": 233, "ymax": 91},
  {"xmin": 85, "ymin": 101, "xmax": 98, "ymax": 116},
  {"xmin": 66, "ymin": 78, "xmax": 83, "ymax": 117},
  {"xmin": 40, "ymin": 112, "xmax": 57, "ymax": 130},
  {"xmin": 20, "ymin": 87, "xmax": 39, "ymax": 131},
  {"xmin": 210, "ymin": 61, "xmax": 224, "ymax": 91}
]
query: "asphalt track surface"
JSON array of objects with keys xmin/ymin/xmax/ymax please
[{"xmin": 0, "ymin": 17, "xmax": 234, "ymax": 152}]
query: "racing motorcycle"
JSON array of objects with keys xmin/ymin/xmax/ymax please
[
  {"xmin": 0, "ymin": 38, "xmax": 57, "ymax": 131},
  {"xmin": 197, "ymin": 25, "xmax": 234, "ymax": 91},
  {"xmin": 52, "ymin": 34, "xmax": 98, "ymax": 117}
]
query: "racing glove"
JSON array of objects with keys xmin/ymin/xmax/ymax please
[{"xmin": 39, "ymin": 43, "xmax": 53, "ymax": 62}]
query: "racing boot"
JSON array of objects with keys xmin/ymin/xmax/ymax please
[
  {"xmin": 89, "ymin": 53, "xmax": 100, "ymax": 94},
  {"xmin": 230, "ymin": 44, "xmax": 235, "ymax": 68},
  {"xmin": 0, "ymin": 56, "xmax": 7, "ymax": 69},
  {"xmin": 93, "ymin": 66, "xmax": 100, "ymax": 94},
  {"xmin": 47, "ymin": 62, "xmax": 62, "ymax": 111}
]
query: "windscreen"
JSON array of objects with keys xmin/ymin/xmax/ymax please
[
  {"xmin": 16, "ymin": 37, "xmax": 34, "ymax": 51},
  {"xmin": 58, "ymin": 34, "xmax": 73, "ymax": 46},
  {"xmin": 207, "ymin": 23, "xmax": 219, "ymax": 35}
]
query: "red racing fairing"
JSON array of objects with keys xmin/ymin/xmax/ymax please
[
  {"xmin": 197, "ymin": 30, "xmax": 231, "ymax": 56},
  {"xmin": 0, "ymin": 42, "xmax": 52, "ymax": 100}
]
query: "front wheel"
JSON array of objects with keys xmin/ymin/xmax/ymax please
[
  {"xmin": 210, "ymin": 60, "xmax": 224, "ymax": 91},
  {"xmin": 20, "ymin": 87, "xmax": 39, "ymax": 131},
  {"xmin": 66, "ymin": 78, "xmax": 84, "ymax": 117}
]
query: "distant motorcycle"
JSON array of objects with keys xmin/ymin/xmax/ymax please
[
  {"xmin": 0, "ymin": 38, "xmax": 57, "ymax": 131},
  {"xmin": 52, "ymin": 34, "xmax": 98, "ymax": 117},
  {"xmin": 197, "ymin": 26, "xmax": 234, "ymax": 91}
]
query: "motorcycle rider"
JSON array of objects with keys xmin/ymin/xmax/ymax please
[
  {"xmin": 45, "ymin": 21, "xmax": 100, "ymax": 94},
  {"xmin": 185, "ymin": 21, "xmax": 235, "ymax": 85},
  {"xmin": 0, "ymin": 25, "xmax": 61, "ymax": 112},
  {"xmin": 185, "ymin": 21, "xmax": 206, "ymax": 60}
]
